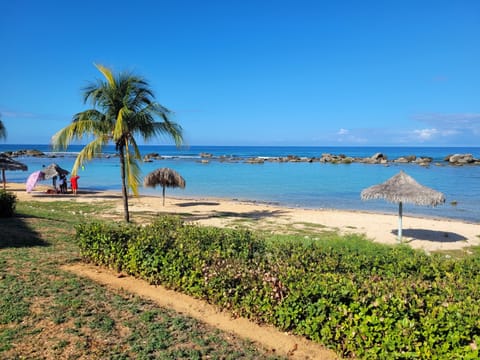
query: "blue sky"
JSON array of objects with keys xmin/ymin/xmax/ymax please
[{"xmin": 1, "ymin": 0, "xmax": 479, "ymax": 146}]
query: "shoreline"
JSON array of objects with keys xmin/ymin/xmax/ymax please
[
  {"xmin": 3, "ymin": 145, "xmax": 480, "ymax": 223},
  {"xmin": 5, "ymin": 182, "xmax": 480, "ymax": 252},
  {"xmin": 146, "ymin": 193, "xmax": 476, "ymax": 224}
]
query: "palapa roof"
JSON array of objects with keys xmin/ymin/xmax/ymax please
[
  {"xmin": 43, "ymin": 163, "xmax": 69, "ymax": 179},
  {"xmin": 361, "ymin": 170, "xmax": 445, "ymax": 207},
  {"xmin": 143, "ymin": 168, "xmax": 186, "ymax": 189},
  {"xmin": 0, "ymin": 153, "xmax": 28, "ymax": 171}
]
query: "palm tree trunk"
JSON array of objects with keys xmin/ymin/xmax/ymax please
[
  {"xmin": 162, "ymin": 185, "xmax": 165, "ymax": 206},
  {"xmin": 119, "ymin": 147, "xmax": 130, "ymax": 222},
  {"xmin": 2, "ymin": 169, "xmax": 5, "ymax": 190}
]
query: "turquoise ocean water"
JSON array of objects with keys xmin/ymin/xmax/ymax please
[{"xmin": 2, "ymin": 145, "xmax": 480, "ymax": 222}]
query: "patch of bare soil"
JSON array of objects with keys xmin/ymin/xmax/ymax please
[{"xmin": 63, "ymin": 263, "xmax": 338, "ymax": 360}]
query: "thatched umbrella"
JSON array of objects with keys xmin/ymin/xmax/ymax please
[
  {"xmin": 0, "ymin": 153, "xmax": 28, "ymax": 189},
  {"xmin": 43, "ymin": 163, "xmax": 69, "ymax": 179},
  {"xmin": 361, "ymin": 170, "xmax": 445, "ymax": 242},
  {"xmin": 143, "ymin": 168, "xmax": 186, "ymax": 206},
  {"xmin": 43, "ymin": 163, "xmax": 70, "ymax": 189}
]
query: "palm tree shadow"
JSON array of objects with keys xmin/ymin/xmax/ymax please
[
  {"xmin": 176, "ymin": 201, "xmax": 220, "ymax": 207},
  {"xmin": 186, "ymin": 209, "xmax": 287, "ymax": 222},
  {"xmin": 150, "ymin": 208, "xmax": 287, "ymax": 222},
  {"xmin": 0, "ymin": 216, "xmax": 49, "ymax": 248},
  {"xmin": 392, "ymin": 229, "xmax": 467, "ymax": 243}
]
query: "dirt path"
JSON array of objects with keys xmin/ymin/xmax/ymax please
[{"xmin": 63, "ymin": 263, "xmax": 338, "ymax": 360}]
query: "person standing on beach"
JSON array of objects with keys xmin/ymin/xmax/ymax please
[
  {"xmin": 60, "ymin": 174, "xmax": 67, "ymax": 193},
  {"xmin": 52, "ymin": 175, "xmax": 58, "ymax": 191},
  {"xmin": 70, "ymin": 175, "xmax": 80, "ymax": 195}
]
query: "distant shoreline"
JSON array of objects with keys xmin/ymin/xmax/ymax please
[{"xmin": 3, "ymin": 146, "xmax": 480, "ymax": 166}]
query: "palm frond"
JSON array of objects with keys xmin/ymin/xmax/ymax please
[
  {"xmin": 51, "ymin": 117, "xmax": 101, "ymax": 151},
  {"xmin": 123, "ymin": 140, "xmax": 141, "ymax": 195},
  {"xmin": 95, "ymin": 64, "xmax": 116, "ymax": 88},
  {"xmin": 113, "ymin": 107, "xmax": 130, "ymax": 141},
  {"xmin": 128, "ymin": 136, "xmax": 143, "ymax": 160},
  {"xmin": 71, "ymin": 136, "xmax": 108, "ymax": 175},
  {"xmin": 0, "ymin": 120, "xmax": 7, "ymax": 140},
  {"xmin": 153, "ymin": 121, "xmax": 183, "ymax": 146}
]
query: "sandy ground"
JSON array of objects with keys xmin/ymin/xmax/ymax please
[
  {"xmin": 9, "ymin": 183, "xmax": 480, "ymax": 252},
  {"xmin": 6, "ymin": 182, "xmax": 480, "ymax": 359},
  {"xmin": 128, "ymin": 196, "xmax": 480, "ymax": 253}
]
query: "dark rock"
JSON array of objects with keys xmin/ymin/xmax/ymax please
[
  {"xmin": 245, "ymin": 157, "xmax": 264, "ymax": 164},
  {"xmin": 143, "ymin": 152, "xmax": 163, "ymax": 162},
  {"xmin": 371, "ymin": 152, "xmax": 387, "ymax": 161}
]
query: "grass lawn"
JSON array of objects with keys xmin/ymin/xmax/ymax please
[{"xmin": 0, "ymin": 200, "xmax": 284, "ymax": 359}]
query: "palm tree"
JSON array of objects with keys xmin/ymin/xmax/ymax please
[
  {"xmin": 52, "ymin": 64, "xmax": 183, "ymax": 222},
  {"xmin": 0, "ymin": 113, "xmax": 7, "ymax": 141},
  {"xmin": 0, "ymin": 114, "xmax": 8, "ymax": 186}
]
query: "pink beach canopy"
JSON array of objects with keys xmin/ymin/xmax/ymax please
[{"xmin": 26, "ymin": 170, "xmax": 45, "ymax": 193}]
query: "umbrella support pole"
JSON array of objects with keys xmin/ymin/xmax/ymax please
[{"xmin": 398, "ymin": 201, "xmax": 403, "ymax": 243}]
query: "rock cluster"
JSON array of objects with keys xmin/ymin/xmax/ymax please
[
  {"xmin": 5, "ymin": 149, "xmax": 480, "ymax": 167},
  {"xmin": 5, "ymin": 149, "xmax": 46, "ymax": 157},
  {"xmin": 238, "ymin": 152, "xmax": 479, "ymax": 166},
  {"xmin": 143, "ymin": 152, "xmax": 163, "ymax": 162},
  {"xmin": 141, "ymin": 152, "xmax": 480, "ymax": 166},
  {"xmin": 444, "ymin": 154, "xmax": 480, "ymax": 165}
]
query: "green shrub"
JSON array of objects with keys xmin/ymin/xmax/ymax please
[
  {"xmin": 0, "ymin": 190, "xmax": 17, "ymax": 217},
  {"xmin": 75, "ymin": 215, "xmax": 480, "ymax": 359},
  {"xmin": 75, "ymin": 222, "xmax": 137, "ymax": 271}
]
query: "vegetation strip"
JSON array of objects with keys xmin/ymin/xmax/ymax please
[{"xmin": 76, "ymin": 216, "xmax": 480, "ymax": 358}]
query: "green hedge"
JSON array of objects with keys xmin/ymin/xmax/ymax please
[
  {"xmin": 0, "ymin": 190, "xmax": 17, "ymax": 217},
  {"xmin": 76, "ymin": 216, "xmax": 480, "ymax": 359}
]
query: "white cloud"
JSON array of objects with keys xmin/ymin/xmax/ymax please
[
  {"xmin": 337, "ymin": 128, "xmax": 349, "ymax": 135},
  {"xmin": 410, "ymin": 113, "xmax": 480, "ymax": 142},
  {"xmin": 413, "ymin": 128, "xmax": 438, "ymax": 140}
]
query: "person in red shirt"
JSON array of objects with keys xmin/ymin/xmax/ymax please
[{"xmin": 70, "ymin": 175, "xmax": 80, "ymax": 195}]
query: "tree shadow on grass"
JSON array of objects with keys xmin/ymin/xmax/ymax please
[
  {"xmin": 392, "ymin": 228, "xmax": 467, "ymax": 243},
  {"xmin": 0, "ymin": 215, "xmax": 49, "ymax": 248}
]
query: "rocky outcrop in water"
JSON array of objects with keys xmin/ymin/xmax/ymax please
[
  {"xmin": 6, "ymin": 149, "xmax": 480, "ymax": 167},
  {"xmin": 445, "ymin": 154, "xmax": 479, "ymax": 165},
  {"xmin": 237, "ymin": 153, "xmax": 480, "ymax": 166},
  {"xmin": 5, "ymin": 149, "xmax": 46, "ymax": 157},
  {"xmin": 143, "ymin": 153, "xmax": 163, "ymax": 162}
]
